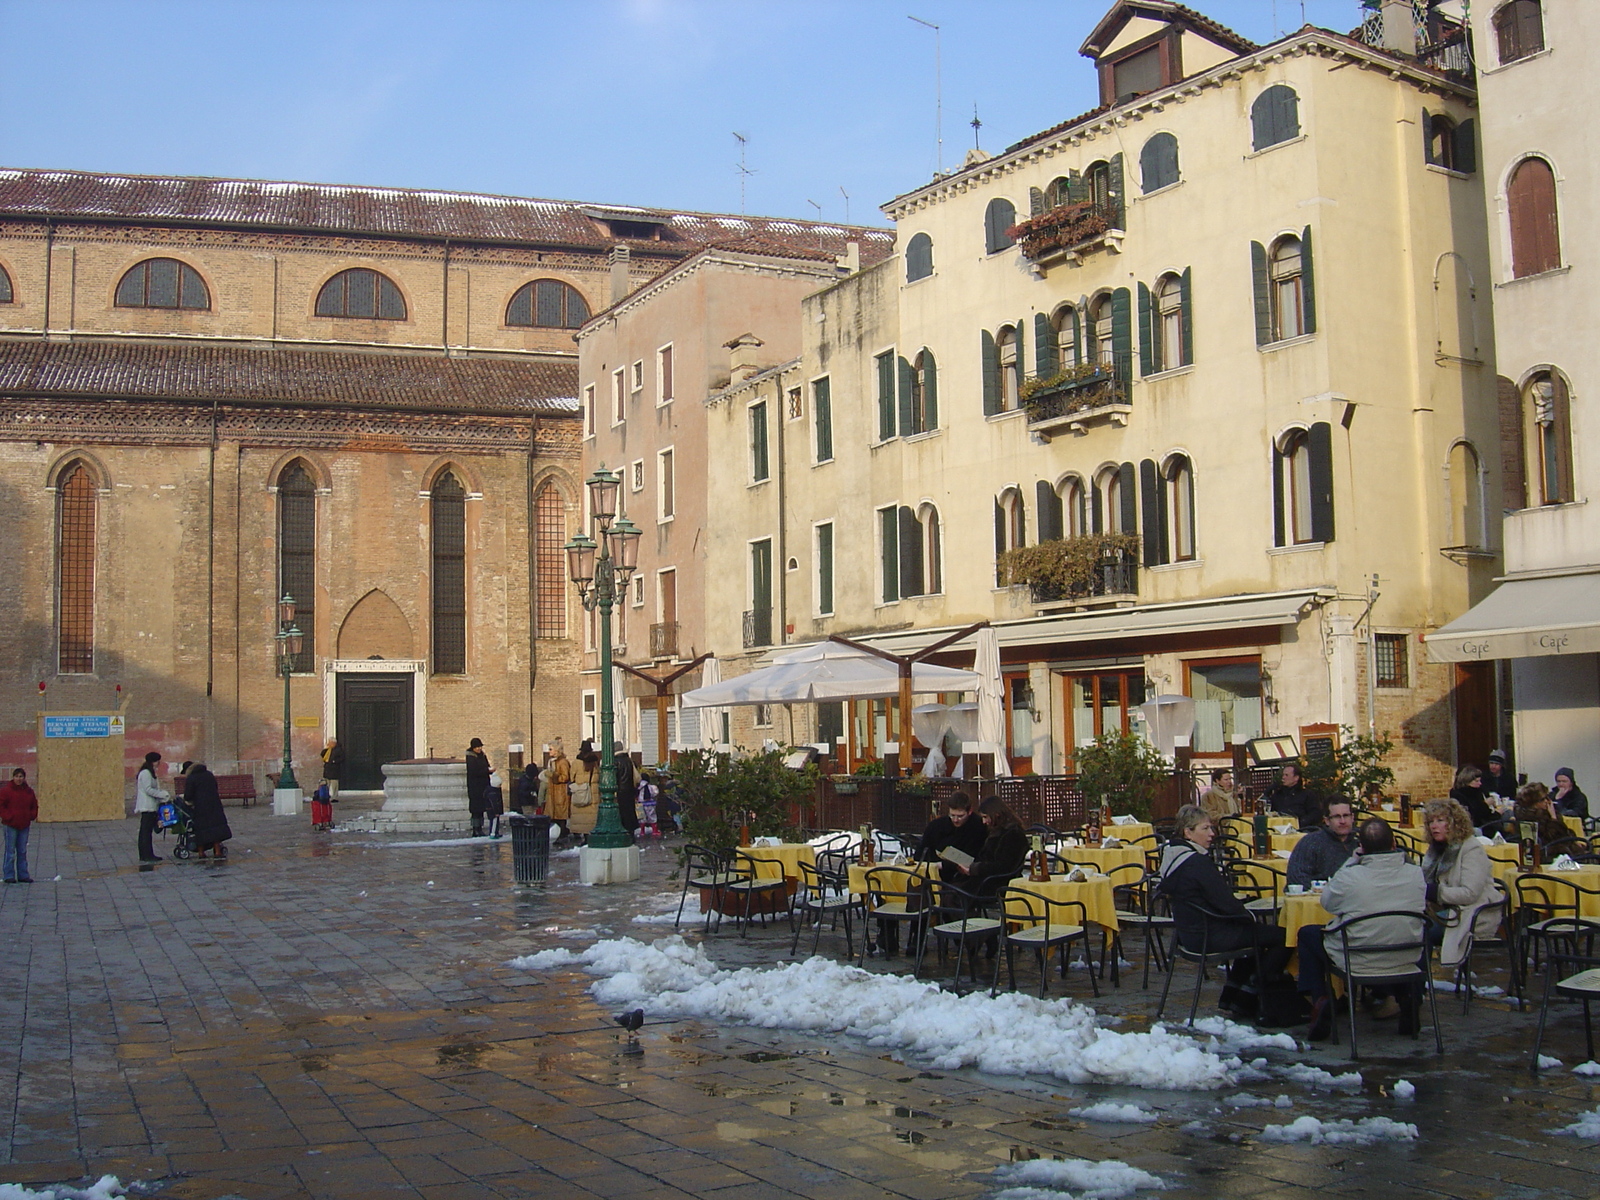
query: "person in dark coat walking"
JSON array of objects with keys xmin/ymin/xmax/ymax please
[
  {"xmin": 181, "ymin": 762, "xmax": 232, "ymax": 859},
  {"xmin": 320, "ymin": 739, "xmax": 344, "ymax": 800},
  {"xmin": 466, "ymin": 738, "xmax": 492, "ymax": 837},
  {"xmin": 612, "ymin": 742, "xmax": 638, "ymax": 837},
  {"xmin": 1, "ymin": 767, "xmax": 38, "ymax": 883}
]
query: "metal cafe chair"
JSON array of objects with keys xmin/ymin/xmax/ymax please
[
  {"xmin": 723, "ymin": 850, "xmax": 790, "ymax": 936},
  {"xmin": 1325, "ymin": 909, "xmax": 1443, "ymax": 1059},
  {"xmin": 916, "ymin": 878, "xmax": 1007, "ymax": 987},
  {"xmin": 859, "ymin": 866, "xmax": 930, "ymax": 969},
  {"xmin": 789, "ymin": 858, "xmax": 861, "ymax": 959},
  {"xmin": 675, "ymin": 844, "xmax": 736, "ymax": 932},
  {"xmin": 1530, "ymin": 947, "xmax": 1600, "ymax": 1071},
  {"xmin": 997, "ymin": 886, "xmax": 1095, "ymax": 999},
  {"xmin": 1156, "ymin": 903, "xmax": 1263, "ymax": 1027},
  {"xmin": 1103, "ymin": 862, "xmax": 1174, "ymax": 989}
]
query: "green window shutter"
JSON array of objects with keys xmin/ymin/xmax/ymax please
[
  {"xmin": 1251, "ymin": 241, "xmax": 1272, "ymax": 345},
  {"xmin": 1091, "ymin": 481, "xmax": 1104, "ymax": 534},
  {"xmin": 750, "ymin": 402, "xmax": 769, "ymax": 481},
  {"xmin": 1118, "ymin": 461, "xmax": 1138, "ymax": 538},
  {"xmin": 813, "ymin": 377, "xmax": 832, "ymax": 462},
  {"xmin": 922, "ymin": 350, "xmax": 938, "ymax": 430},
  {"xmin": 1110, "ymin": 288, "xmax": 1132, "ymax": 384},
  {"xmin": 1179, "ymin": 267, "xmax": 1194, "ymax": 365},
  {"xmin": 1454, "ymin": 118, "xmax": 1477, "ymax": 174},
  {"xmin": 897, "ymin": 355, "xmax": 915, "ymax": 437},
  {"xmin": 1017, "ymin": 318, "xmax": 1027, "ymax": 379},
  {"xmin": 898, "ymin": 506, "xmax": 923, "ymax": 598},
  {"xmin": 1272, "ymin": 444, "xmax": 1286, "ymax": 547},
  {"xmin": 993, "ymin": 499, "xmax": 1006, "ymax": 584},
  {"xmin": 1422, "ymin": 108, "xmax": 1434, "ymax": 165},
  {"xmin": 1137, "ymin": 281, "xmax": 1154, "ymax": 376},
  {"xmin": 1033, "ymin": 313, "xmax": 1056, "ymax": 378},
  {"xmin": 1069, "ymin": 308, "xmax": 1082, "ymax": 365},
  {"xmin": 1309, "ymin": 421, "xmax": 1335, "ymax": 542},
  {"xmin": 877, "ymin": 351, "xmax": 896, "ymax": 440},
  {"xmin": 1139, "ymin": 459, "xmax": 1165, "ymax": 566},
  {"xmin": 880, "ymin": 507, "xmax": 900, "ymax": 603},
  {"xmin": 981, "ymin": 330, "xmax": 1000, "ymax": 415},
  {"xmin": 817, "ymin": 524, "xmax": 833, "ymax": 614},
  {"xmin": 1067, "ymin": 170, "xmax": 1086, "ymax": 205},
  {"xmin": 1035, "ymin": 480, "xmax": 1062, "ymax": 542},
  {"xmin": 1301, "ymin": 226, "xmax": 1317, "ymax": 335},
  {"xmin": 1108, "ymin": 153, "xmax": 1126, "ymax": 228},
  {"xmin": 1029, "ymin": 186, "xmax": 1045, "ymax": 217}
]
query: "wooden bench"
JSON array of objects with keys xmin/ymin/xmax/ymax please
[{"xmin": 174, "ymin": 773, "xmax": 259, "ymax": 807}]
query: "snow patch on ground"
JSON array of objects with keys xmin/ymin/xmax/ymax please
[
  {"xmin": 1225, "ymin": 1093, "xmax": 1292, "ymax": 1109},
  {"xmin": 1258, "ymin": 1115, "xmax": 1417, "ymax": 1145},
  {"xmin": 1392, "ymin": 1079, "xmax": 1416, "ymax": 1100},
  {"xmin": 1573, "ymin": 1061, "xmax": 1600, "ymax": 1077},
  {"xmin": 0, "ymin": 1176, "xmax": 125, "ymax": 1200},
  {"xmin": 1554, "ymin": 1108, "xmax": 1600, "ymax": 1139},
  {"xmin": 1431, "ymin": 980, "xmax": 1505, "ymax": 997},
  {"xmin": 631, "ymin": 891, "xmax": 691, "ymax": 926},
  {"xmin": 510, "ymin": 935, "xmax": 1249, "ymax": 1090},
  {"xmin": 1186, "ymin": 1017, "xmax": 1297, "ymax": 1054},
  {"xmin": 990, "ymin": 1157, "xmax": 1167, "ymax": 1199},
  {"xmin": 1069, "ymin": 1102, "xmax": 1158, "ymax": 1124},
  {"xmin": 1538, "ymin": 1055, "xmax": 1564, "ymax": 1070},
  {"xmin": 1278, "ymin": 1063, "xmax": 1363, "ymax": 1090}
]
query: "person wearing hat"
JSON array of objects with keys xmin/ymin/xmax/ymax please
[
  {"xmin": 1552, "ymin": 767, "xmax": 1589, "ymax": 820},
  {"xmin": 466, "ymin": 738, "xmax": 492, "ymax": 837},
  {"xmin": 613, "ymin": 741, "xmax": 638, "ymax": 839}
]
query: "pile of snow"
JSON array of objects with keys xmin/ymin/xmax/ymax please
[
  {"xmin": 1187, "ymin": 1017, "xmax": 1296, "ymax": 1054},
  {"xmin": 1392, "ymin": 1079, "xmax": 1416, "ymax": 1100},
  {"xmin": 1555, "ymin": 1108, "xmax": 1600, "ymax": 1139},
  {"xmin": 0, "ymin": 1176, "xmax": 125, "ymax": 1200},
  {"xmin": 1573, "ymin": 1061, "xmax": 1600, "ymax": 1077},
  {"xmin": 1069, "ymin": 1102, "xmax": 1158, "ymax": 1124},
  {"xmin": 1258, "ymin": 1115, "xmax": 1418, "ymax": 1145},
  {"xmin": 991, "ymin": 1158, "xmax": 1166, "ymax": 1199},
  {"xmin": 511, "ymin": 935, "xmax": 1248, "ymax": 1090},
  {"xmin": 1538, "ymin": 1055, "xmax": 1564, "ymax": 1070},
  {"xmin": 631, "ymin": 892, "xmax": 690, "ymax": 926},
  {"xmin": 1225, "ymin": 1093, "xmax": 1292, "ymax": 1109},
  {"xmin": 1279, "ymin": 1064, "xmax": 1363, "ymax": 1090}
]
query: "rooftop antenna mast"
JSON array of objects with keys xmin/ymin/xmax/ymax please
[
  {"xmin": 970, "ymin": 105, "xmax": 983, "ymax": 151},
  {"xmin": 733, "ymin": 131, "xmax": 755, "ymax": 214},
  {"xmin": 806, "ymin": 199, "xmax": 822, "ymax": 220},
  {"xmin": 908, "ymin": 15, "xmax": 942, "ymax": 175},
  {"xmin": 839, "ymin": 185, "xmax": 850, "ymax": 224}
]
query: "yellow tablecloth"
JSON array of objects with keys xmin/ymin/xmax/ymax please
[
  {"xmin": 1233, "ymin": 857, "xmax": 1289, "ymax": 894},
  {"xmin": 1487, "ymin": 843, "xmax": 1521, "ymax": 884},
  {"xmin": 740, "ymin": 843, "xmax": 817, "ymax": 882},
  {"xmin": 1279, "ymin": 892, "xmax": 1333, "ymax": 947},
  {"xmin": 1271, "ymin": 831, "xmax": 1305, "ymax": 853},
  {"xmin": 1502, "ymin": 864, "xmax": 1600, "ymax": 917},
  {"xmin": 1103, "ymin": 821, "xmax": 1155, "ymax": 842},
  {"xmin": 1054, "ymin": 845, "xmax": 1145, "ymax": 875},
  {"xmin": 848, "ymin": 861, "xmax": 935, "ymax": 896},
  {"xmin": 1004, "ymin": 877, "xmax": 1119, "ymax": 931}
]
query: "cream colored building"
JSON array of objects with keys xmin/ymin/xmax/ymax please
[
  {"xmin": 704, "ymin": 1, "xmax": 1501, "ymax": 793},
  {"xmin": 1428, "ymin": 0, "xmax": 1600, "ymax": 787}
]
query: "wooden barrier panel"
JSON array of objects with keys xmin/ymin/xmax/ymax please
[{"xmin": 36, "ymin": 709, "xmax": 127, "ymax": 821}]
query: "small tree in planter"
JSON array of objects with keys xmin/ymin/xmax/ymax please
[
  {"xmin": 1299, "ymin": 727, "xmax": 1396, "ymax": 802},
  {"xmin": 674, "ymin": 748, "xmax": 811, "ymax": 854},
  {"xmin": 1075, "ymin": 729, "xmax": 1169, "ymax": 822}
]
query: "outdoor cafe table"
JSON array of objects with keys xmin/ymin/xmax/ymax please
[
  {"xmin": 1279, "ymin": 891, "xmax": 1334, "ymax": 947},
  {"xmin": 1054, "ymin": 844, "xmax": 1146, "ymax": 875},
  {"xmin": 848, "ymin": 860, "xmax": 937, "ymax": 896},
  {"xmin": 1499, "ymin": 863, "xmax": 1600, "ymax": 917},
  {"xmin": 1233, "ymin": 856, "xmax": 1289, "ymax": 893},
  {"xmin": 1102, "ymin": 821, "xmax": 1155, "ymax": 842},
  {"xmin": 740, "ymin": 843, "xmax": 816, "ymax": 886},
  {"xmin": 1003, "ymin": 875, "xmax": 1120, "ymax": 932}
]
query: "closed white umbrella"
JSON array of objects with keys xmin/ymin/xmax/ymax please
[
  {"xmin": 680, "ymin": 642, "xmax": 980, "ymax": 708},
  {"xmin": 697, "ymin": 656, "xmax": 724, "ymax": 749},
  {"xmin": 975, "ymin": 626, "xmax": 1011, "ymax": 777}
]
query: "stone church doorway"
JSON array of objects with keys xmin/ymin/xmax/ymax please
[{"xmin": 336, "ymin": 673, "xmax": 414, "ymax": 790}]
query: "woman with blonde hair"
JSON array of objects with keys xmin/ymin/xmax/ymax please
[
  {"xmin": 1420, "ymin": 797, "xmax": 1502, "ymax": 971},
  {"xmin": 545, "ymin": 740, "xmax": 572, "ymax": 841}
]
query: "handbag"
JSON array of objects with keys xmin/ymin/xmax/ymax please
[
  {"xmin": 156, "ymin": 801, "xmax": 178, "ymax": 829},
  {"xmin": 571, "ymin": 781, "xmax": 594, "ymax": 808},
  {"xmin": 313, "ymin": 783, "xmax": 330, "ymax": 803}
]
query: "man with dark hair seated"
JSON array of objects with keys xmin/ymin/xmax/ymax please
[
  {"xmin": 1263, "ymin": 762, "xmax": 1322, "ymax": 831},
  {"xmin": 1285, "ymin": 796, "xmax": 1357, "ymax": 888},
  {"xmin": 916, "ymin": 793, "xmax": 989, "ymax": 883},
  {"xmin": 1296, "ymin": 817, "xmax": 1427, "ymax": 1040}
]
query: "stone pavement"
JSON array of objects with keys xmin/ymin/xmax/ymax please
[{"xmin": 2, "ymin": 799, "xmax": 1599, "ymax": 1199}]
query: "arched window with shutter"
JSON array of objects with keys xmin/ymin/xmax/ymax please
[
  {"xmin": 984, "ymin": 198, "xmax": 1016, "ymax": 254},
  {"xmin": 1165, "ymin": 455, "xmax": 1196, "ymax": 561},
  {"xmin": 56, "ymin": 461, "xmax": 97, "ymax": 674},
  {"xmin": 431, "ymin": 471, "xmax": 467, "ymax": 672},
  {"xmin": 997, "ymin": 327, "xmax": 1021, "ymax": 410},
  {"xmin": 1251, "ymin": 85, "xmax": 1300, "ymax": 152},
  {"xmin": 905, "ymin": 233, "xmax": 934, "ymax": 282},
  {"xmin": 1508, "ymin": 156, "xmax": 1561, "ymax": 278},
  {"xmin": 534, "ymin": 481, "xmax": 567, "ymax": 638},
  {"xmin": 1524, "ymin": 371, "xmax": 1574, "ymax": 505},
  {"xmin": 1061, "ymin": 475, "xmax": 1087, "ymax": 538},
  {"xmin": 1087, "ymin": 295, "xmax": 1114, "ymax": 368},
  {"xmin": 1269, "ymin": 236, "xmax": 1307, "ymax": 340},
  {"xmin": 0, "ymin": 262, "xmax": 14, "ymax": 304},
  {"xmin": 115, "ymin": 258, "xmax": 209, "ymax": 310},
  {"xmin": 316, "ymin": 268, "xmax": 406, "ymax": 320},
  {"xmin": 506, "ymin": 279, "xmax": 590, "ymax": 328},
  {"xmin": 1140, "ymin": 132, "xmax": 1180, "ymax": 193},
  {"xmin": 1141, "ymin": 272, "xmax": 1189, "ymax": 373},
  {"xmin": 1052, "ymin": 305, "xmax": 1079, "ymax": 369},
  {"xmin": 1273, "ymin": 425, "xmax": 1334, "ymax": 545},
  {"xmin": 277, "ymin": 461, "xmax": 316, "ymax": 673}
]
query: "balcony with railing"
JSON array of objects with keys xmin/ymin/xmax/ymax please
[
  {"xmin": 998, "ymin": 533, "xmax": 1141, "ymax": 608},
  {"xmin": 1008, "ymin": 200, "xmax": 1123, "ymax": 270},
  {"xmin": 743, "ymin": 607, "xmax": 772, "ymax": 650},
  {"xmin": 649, "ymin": 621, "xmax": 680, "ymax": 660},
  {"xmin": 1023, "ymin": 356, "xmax": 1132, "ymax": 438}
]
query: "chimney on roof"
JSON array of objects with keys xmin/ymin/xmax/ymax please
[
  {"xmin": 725, "ymin": 333, "xmax": 765, "ymax": 383},
  {"xmin": 609, "ymin": 244, "xmax": 632, "ymax": 303},
  {"xmin": 836, "ymin": 240, "xmax": 860, "ymax": 275},
  {"xmin": 1378, "ymin": 0, "xmax": 1418, "ymax": 57}
]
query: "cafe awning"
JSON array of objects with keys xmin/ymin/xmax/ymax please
[{"xmin": 1426, "ymin": 571, "xmax": 1600, "ymax": 663}]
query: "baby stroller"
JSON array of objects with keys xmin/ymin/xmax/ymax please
[{"xmin": 159, "ymin": 793, "xmax": 198, "ymax": 861}]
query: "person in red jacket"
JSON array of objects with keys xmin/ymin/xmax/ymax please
[{"xmin": 1, "ymin": 767, "xmax": 39, "ymax": 883}]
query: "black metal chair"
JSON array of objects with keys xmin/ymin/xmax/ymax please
[
  {"xmin": 996, "ymin": 887, "xmax": 1095, "ymax": 998},
  {"xmin": 1530, "ymin": 946, "xmax": 1600, "ymax": 1070},
  {"xmin": 1512, "ymin": 874, "xmax": 1600, "ymax": 1002},
  {"xmin": 1224, "ymin": 859, "xmax": 1283, "ymax": 923},
  {"xmin": 1443, "ymin": 890, "xmax": 1509, "ymax": 1013},
  {"xmin": 1324, "ymin": 910, "xmax": 1443, "ymax": 1059},
  {"xmin": 916, "ymin": 878, "xmax": 1008, "ymax": 986},
  {"xmin": 1155, "ymin": 902, "xmax": 1263, "ymax": 1026},
  {"xmin": 675, "ymin": 844, "xmax": 736, "ymax": 932},
  {"xmin": 1104, "ymin": 862, "xmax": 1173, "ymax": 988},
  {"xmin": 723, "ymin": 851, "xmax": 790, "ymax": 935},
  {"xmin": 790, "ymin": 859, "xmax": 861, "ymax": 958},
  {"xmin": 860, "ymin": 866, "xmax": 930, "ymax": 968}
]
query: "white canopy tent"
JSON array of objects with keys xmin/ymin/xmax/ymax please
[{"xmin": 679, "ymin": 640, "xmax": 981, "ymax": 708}]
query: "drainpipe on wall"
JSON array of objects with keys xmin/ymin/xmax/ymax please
[
  {"xmin": 40, "ymin": 219, "xmax": 54, "ymax": 338},
  {"xmin": 774, "ymin": 366, "xmax": 789, "ymax": 647}
]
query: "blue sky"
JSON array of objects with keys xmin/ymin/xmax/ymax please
[{"xmin": 0, "ymin": 0, "xmax": 1366, "ymax": 224}]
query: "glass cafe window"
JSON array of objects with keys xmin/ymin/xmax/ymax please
[
  {"xmin": 1186, "ymin": 657, "xmax": 1263, "ymax": 754},
  {"xmin": 1066, "ymin": 671, "xmax": 1148, "ymax": 758}
]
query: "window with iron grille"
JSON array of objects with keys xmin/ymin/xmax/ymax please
[
  {"xmin": 56, "ymin": 462, "xmax": 96, "ymax": 674},
  {"xmin": 1374, "ymin": 632, "xmax": 1409, "ymax": 688},
  {"xmin": 316, "ymin": 268, "xmax": 406, "ymax": 320},
  {"xmin": 432, "ymin": 472, "xmax": 467, "ymax": 672},
  {"xmin": 506, "ymin": 279, "xmax": 590, "ymax": 329},
  {"xmin": 115, "ymin": 258, "xmax": 209, "ymax": 310},
  {"xmin": 534, "ymin": 482, "xmax": 567, "ymax": 638},
  {"xmin": 277, "ymin": 462, "xmax": 316, "ymax": 673}
]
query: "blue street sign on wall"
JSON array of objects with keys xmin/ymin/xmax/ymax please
[{"xmin": 43, "ymin": 715, "xmax": 125, "ymax": 739}]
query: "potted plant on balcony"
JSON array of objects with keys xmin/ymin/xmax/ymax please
[
  {"xmin": 998, "ymin": 531, "xmax": 1140, "ymax": 600},
  {"xmin": 1006, "ymin": 201, "xmax": 1113, "ymax": 262}
]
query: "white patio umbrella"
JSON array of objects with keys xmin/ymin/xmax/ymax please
[
  {"xmin": 679, "ymin": 640, "xmax": 980, "ymax": 708},
  {"xmin": 974, "ymin": 625, "xmax": 1011, "ymax": 776},
  {"xmin": 696, "ymin": 655, "xmax": 725, "ymax": 749}
]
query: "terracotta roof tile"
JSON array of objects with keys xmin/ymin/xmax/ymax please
[
  {"xmin": 0, "ymin": 339, "xmax": 579, "ymax": 417},
  {"xmin": 0, "ymin": 169, "xmax": 895, "ymax": 264}
]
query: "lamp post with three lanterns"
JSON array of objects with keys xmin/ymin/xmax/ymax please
[
  {"xmin": 563, "ymin": 466, "xmax": 642, "ymax": 882},
  {"xmin": 275, "ymin": 593, "xmax": 305, "ymax": 794}
]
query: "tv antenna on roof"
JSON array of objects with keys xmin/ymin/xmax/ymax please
[
  {"xmin": 839, "ymin": 185, "xmax": 850, "ymax": 224},
  {"xmin": 970, "ymin": 105, "xmax": 983, "ymax": 151},
  {"xmin": 733, "ymin": 132, "xmax": 756, "ymax": 214},
  {"xmin": 908, "ymin": 15, "xmax": 942, "ymax": 175},
  {"xmin": 806, "ymin": 199, "xmax": 822, "ymax": 220}
]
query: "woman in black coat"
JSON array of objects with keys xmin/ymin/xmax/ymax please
[
  {"xmin": 182, "ymin": 762, "xmax": 232, "ymax": 859},
  {"xmin": 466, "ymin": 738, "xmax": 492, "ymax": 836},
  {"xmin": 1449, "ymin": 765, "xmax": 1498, "ymax": 830},
  {"xmin": 957, "ymin": 796, "xmax": 1029, "ymax": 894}
]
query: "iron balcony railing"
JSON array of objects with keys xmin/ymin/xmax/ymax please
[{"xmin": 743, "ymin": 608, "xmax": 773, "ymax": 649}]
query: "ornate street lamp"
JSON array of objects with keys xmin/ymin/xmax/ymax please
[
  {"xmin": 563, "ymin": 467, "xmax": 640, "ymax": 861},
  {"xmin": 275, "ymin": 593, "xmax": 303, "ymax": 792}
]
